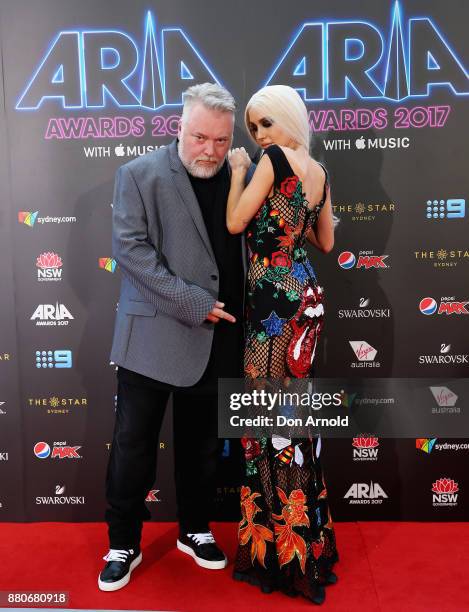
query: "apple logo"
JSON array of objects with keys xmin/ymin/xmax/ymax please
[
  {"xmin": 355, "ymin": 137, "xmax": 366, "ymax": 150},
  {"xmin": 114, "ymin": 143, "xmax": 125, "ymax": 157}
]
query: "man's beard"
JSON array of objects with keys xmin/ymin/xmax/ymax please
[{"xmin": 178, "ymin": 140, "xmax": 225, "ymax": 178}]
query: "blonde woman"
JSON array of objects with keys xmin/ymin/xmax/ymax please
[{"xmin": 227, "ymin": 85, "xmax": 338, "ymax": 605}]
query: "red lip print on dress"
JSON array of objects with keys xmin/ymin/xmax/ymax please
[{"xmin": 286, "ymin": 285, "xmax": 324, "ymax": 378}]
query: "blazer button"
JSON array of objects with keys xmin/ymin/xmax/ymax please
[{"xmin": 210, "ymin": 274, "xmax": 218, "ymax": 281}]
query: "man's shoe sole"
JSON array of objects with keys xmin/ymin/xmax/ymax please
[
  {"xmin": 176, "ymin": 539, "xmax": 227, "ymax": 570},
  {"xmin": 98, "ymin": 552, "xmax": 143, "ymax": 592}
]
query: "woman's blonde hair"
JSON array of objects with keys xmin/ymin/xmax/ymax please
[{"xmin": 244, "ymin": 85, "xmax": 310, "ymax": 150}]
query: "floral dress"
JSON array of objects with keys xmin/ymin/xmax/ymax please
[{"xmin": 234, "ymin": 144, "xmax": 338, "ymax": 603}]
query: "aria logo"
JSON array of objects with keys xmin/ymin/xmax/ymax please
[
  {"xmin": 98, "ymin": 257, "xmax": 117, "ymax": 273},
  {"xmin": 31, "ymin": 303, "xmax": 74, "ymax": 326},
  {"xmin": 344, "ymin": 482, "xmax": 388, "ymax": 504},
  {"xmin": 36, "ymin": 485, "xmax": 85, "ymax": 505},
  {"xmin": 432, "ymin": 478, "xmax": 458, "ymax": 507},
  {"xmin": 36, "ymin": 252, "xmax": 63, "ymax": 281},
  {"xmin": 145, "ymin": 490, "xmax": 161, "ymax": 502},
  {"xmin": 338, "ymin": 297, "xmax": 391, "ymax": 319},
  {"xmin": 349, "ymin": 341, "xmax": 380, "ymax": 368},
  {"xmin": 419, "ymin": 297, "xmax": 469, "ymax": 315},
  {"xmin": 352, "ymin": 436, "xmax": 379, "ymax": 461},
  {"xmin": 338, "ymin": 251, "xmax": 389, "ymax": 269},
  {"xmin": 418, "ymin": 343, "xmax": 468, "ymax": 365},
  {"xmin": 33, "ymin": 441, "xmax": 82, "ymax": 459}
]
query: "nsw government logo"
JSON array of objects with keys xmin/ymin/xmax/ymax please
[
  {"xmin": 31, "ymin": 303, "xmax": 74, "ymax": 326},
  {"xmin": 352, "ymin": 436, "xmax": 379, "ymax": 461},
  {"xmin": 344, "ymin": 482, "xmax": 388, "ymax": 504},
  {"xmin": 349, "ymin": 341, "xmax": 380, "ymax": 368},
  {"xmin": 432, "ymin": 478, "xmax": 458, "ymax": 507},
  {"xmin": 36, "ymin": 252, "xmax": 63, "ymax": 281}
]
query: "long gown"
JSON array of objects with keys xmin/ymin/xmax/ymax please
[{"xmin": 233, "ymin": 144, "xmax": 339, "ymax": 604}]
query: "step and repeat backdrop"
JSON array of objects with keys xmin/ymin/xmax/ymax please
[{"xmin": 0, "ymin": 0, "xmax": 468, "ymax": 522}]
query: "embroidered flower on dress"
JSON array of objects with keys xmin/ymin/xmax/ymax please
[{"xmin": 280, "ymin": 176, "xmax": 299, "ymax": 198}]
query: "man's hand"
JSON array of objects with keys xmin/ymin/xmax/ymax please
[{"xmin": 206, "ymin": 301, "xmax": 236, "ymax": 324}]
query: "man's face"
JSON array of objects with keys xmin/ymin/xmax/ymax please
[{"xmin": 178, "ymin": 103, "xmax": 234, "ymax": 178}]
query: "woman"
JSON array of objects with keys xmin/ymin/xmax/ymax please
[{"xmin": 227, "ymin": 85, "xmax": 338, "ymax": 605}]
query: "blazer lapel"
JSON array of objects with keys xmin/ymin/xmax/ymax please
[{"xmin": 168, "ymin": 141, "xmax": 216, "ymax": 264}]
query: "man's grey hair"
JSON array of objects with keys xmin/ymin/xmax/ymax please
[{"xmin": 181, "ymin": 82, "xmax": 236, "ymax": 123}]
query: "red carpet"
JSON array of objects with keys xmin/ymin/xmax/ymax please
[{"xmin": 1, "ymin": 522, "xmax": 468, "ymax": 611}]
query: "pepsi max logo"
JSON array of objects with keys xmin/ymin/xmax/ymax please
[
  {"xmin": 419, "ymin": 297, "xmax": 469, "ymax": 315},
  {"xmin": 338, "ymin": 251, "xmax": 356, "ymax": 269},
  {"xmin": 419, "ymin": 297, "xmax": 438, "ymax": 315},
  {"xmin": 338, "ymin": 251, "xmax": 389, "ymax": 269},
  {"xmin": 34, "ymin": 441, "xmax": 51, "ymax": 459}
]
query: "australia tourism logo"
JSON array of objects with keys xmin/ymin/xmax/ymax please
[
  {"xmin": 419, "ymin": 297, "xmax": 469, "ymax": 316},
  {"xmin": 352, "ymin": 436, "xmax": 379, "ymax": 461},
  {"xmin": 349, "ymin": 341, "xmax": 380, "ymax": 368},
  {"xmin": 31, "ymin": 303, "xmax": 74, "ymax": 326},
  {"xmin": 36, "ymin": 252, "xmax": 63, "ymax": 282},
  {"xmin": 432, "ymin": 478, "xmax": 458, "ymax": 507},
  {"xmin": 344, "ymin": 482, "xmax": 388, "ymax": 504},
  {"xmin": 338, "ymin": 251, "xmax": 389, "ymax": 270}
]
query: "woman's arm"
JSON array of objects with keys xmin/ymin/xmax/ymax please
[
  {"xmin": 227, "ymin": 148, "xmax": 274, "ymax": 234},
  {"xmin": 305, "ymin": 185, "xmax": 334, "ymax": 253}
]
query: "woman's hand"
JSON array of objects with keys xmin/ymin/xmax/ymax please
[{"xmin": 228, "ymin": 147, "xmax": 251, "ymax": 174}]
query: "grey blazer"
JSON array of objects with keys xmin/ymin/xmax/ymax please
[{"xmin": 110, "ymin": 140, "xmax": 249, "ymax": 386}]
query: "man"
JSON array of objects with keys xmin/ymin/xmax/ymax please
[{"xmin": 99, "ymin": 83, "xmax": 247, "ymax": 591}]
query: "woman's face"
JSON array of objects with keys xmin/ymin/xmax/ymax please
[{"xmin": 247, "ymin": 106, "xmax": 292, "ymax": 149}]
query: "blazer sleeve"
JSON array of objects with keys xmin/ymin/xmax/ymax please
[{"xmin": 112, "ymin": 164, "xmax": 216, "ymax": 327}]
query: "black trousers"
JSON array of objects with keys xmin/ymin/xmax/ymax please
[{"xmin": 105, "ymin": 373, "xmax": 222, "ymax": 548}]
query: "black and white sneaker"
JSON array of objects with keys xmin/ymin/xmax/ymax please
[
  {"xmin": 98, "ymin": 548, "xmax": 142, "ymax": 592},
  {"xmin": 177, "ymin": 531, "xmax": 227, "ymax": 570}
]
